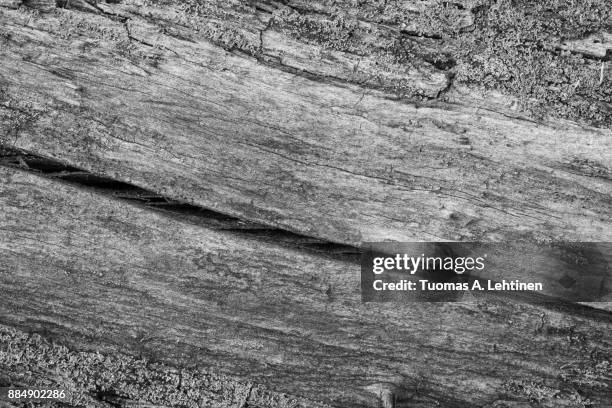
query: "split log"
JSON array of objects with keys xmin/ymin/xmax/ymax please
[{"xmin": 1, "ymin": 166, "xmax": 611, "ymax": 407}]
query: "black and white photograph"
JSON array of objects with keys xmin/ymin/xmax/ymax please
[{"xmin": 0, "ymin": 0, "xmax": 611, "ymax": 407}]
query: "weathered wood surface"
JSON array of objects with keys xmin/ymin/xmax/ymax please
[
  {"xmin": 1, "ymin": 166, "xmax": 612, "ymax": 407},
  {"xmin": 0, "ymin": 1, "xmax": 610, "ymax": 245},
  {"xmin": 0, "ymin": 326, "xmax": 329, "ymax": 408},
  {"xmin": 1, "ymin": 1, "xmax": 611, "ymax": 407}
]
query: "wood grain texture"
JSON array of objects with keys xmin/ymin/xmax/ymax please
[
  {"xmin": 0, "ymin": 2, "xmax": 610, "ymax": 246},
  {"xmin": 1, "ymin": 166, "xmax": 612, "ymax": 407},
  {"xmin": 0, "ymin": 3, "xmax": 611, "ymax": 406}
]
